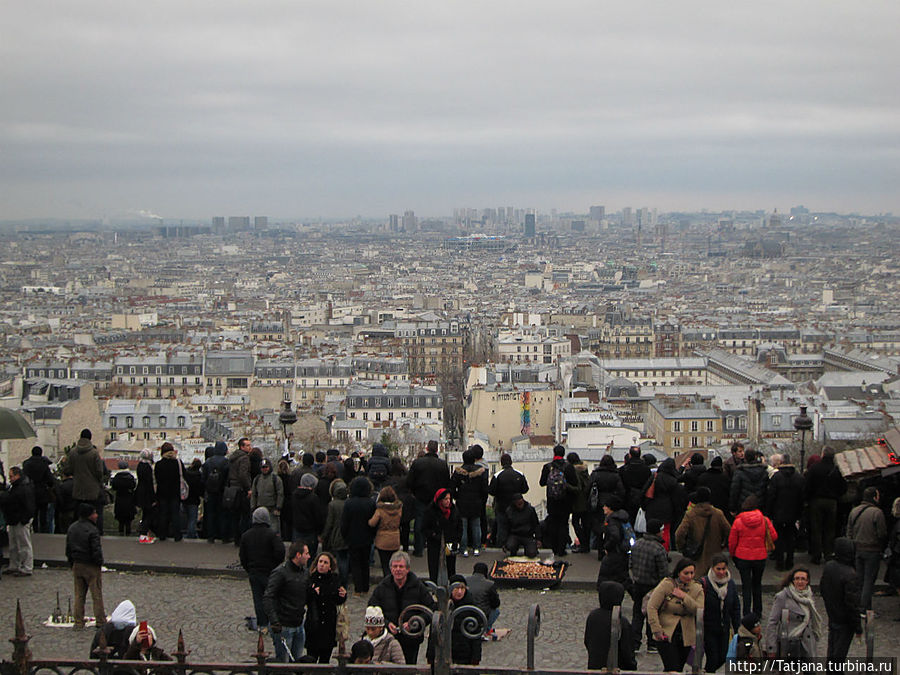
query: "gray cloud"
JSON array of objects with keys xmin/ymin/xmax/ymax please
[{"xmin": 1, "ymin": 1, "xmax": 898, "ymax": 219}]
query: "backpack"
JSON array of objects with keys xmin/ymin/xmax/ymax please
[
  {"xmin": 588, "ymin": 480, "xmax": 601, "ymax": 512},
  {"xmin": 546, "ymin": 464, "xmax": 566, "ymax": 501},
  {"xmin": 620, "ymin": 521, "xmax": 636, "ymax": 553},
  {"xmin": 368, "ymin": 459, "xmax": 388, "ymax": 485},
  {"xmin": 206, "ymin": 465, "xmax": 223, "ymax": 495}
]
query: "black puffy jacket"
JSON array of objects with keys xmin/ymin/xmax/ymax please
[
  {"xmin": 368, "ymin": 571, "xmax": 436, "ymax": 638},
  {"xmin": 292, "ymin": 486, "xmax": 326, "ymax": 535},
  {"xmin": 488, "ymin": 466, "xmax": 528, "ymax": 513},
  {"xmin": 643, "ymin": 459, "xmax": 686, "ymax": 524},
  {"xmin": 451, "ymin": 463, "xmax": 488, "ymax": 519},
  {"xmin": 407, "ymin": 452, "xmax": 450, "ymax": 504},
  {"xmin": 66, "ymin": 517, "xmax": 103, "ymax": 566},
  {"xmin": 696, "ymin": 466, "xmax": 730, "ymax": 514},
  {"xmin": 729, "ymin": 462, "xmax": 769, "ymax": 513},
  {"xmin": 340, "ymin": 476, "xmax": 376, "ymax": 548},
  {"xmin": 2, "ymin": 476, "xmax": 36, "ymax": 525},
  {"xmin": 264, "ymin": 559, "xmax": 309, "ymax": 627},
  {"xmin": 820, "ymin": 537, "xmax": 861, "ymax": 630},
  {"xmin": 239, "ymin": 522, "xmax": 285, "ymax": 576},
  {"xmin": 766, "ymin": 465, "xmax": 805, "ymax": 523},
  {"xmin": 589, "ymin": 465, "xmax": 626, "ymax": 514}
]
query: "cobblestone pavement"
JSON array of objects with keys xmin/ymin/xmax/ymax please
[{"xmin": 1, "ymin": 569, "xmax": 897, "ymax": 669}]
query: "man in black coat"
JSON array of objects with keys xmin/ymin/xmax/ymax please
[
  {"xmin": 820, "ymin": 537, "xmax": 862, "ymax": 665},
  {"xmin": 22, "ymin": 446, "xmax": 55, "ymax": 533},
  {"xmin": 619, "ymin": 447, "xmax": 651, "ymax": 525},
  {"xmin": 805, "ymin": 446, "xmax": 847, "ymax": 564},
  {"xmin": 368, "ymin": 550, "xmax": 437, "ymax": 665},
  {"xmin": 66, "ymin": 503, "xmax": 105, "ymax": 628},
  {"xmin": 1, "ymin": 467, "xmax": 35, "ymax": 576},
  {"xmin": 201, "ymin": 441, "xmax": 229, "ymax": 543},
  {"xmin": 264, "ymin": 541, "xmax": 311, "ymax": 662},
  {"xmin": 539, "ymin": 445, "xmax": 578, "ymax": 556},
  {"xmin": 728, "ymin": 449, "xmax": 769, "ymax": 516},
  {"xmin": 406, "ymin": 440, "xmax": 450, "ymax": 557},
  {"xmin": 488, "ymin": 453, "xmax": 528, "ymax": 549},
  {"xmin": 466, "ymin": 562, "xmax": 501, "ymax": 637},
  {"xmin": 240, "ymin": 507, "xmax": 285, "ymax": 631},
  {"xmin": 678, "ymin": 453, "xmax": 707, "ymax": 495},
  {"xmin": 584, "ymin": 581, "xmax": 637, "ymax": 670},
  {"xmin": 451, "ymin": 448, "xmax": 488, "ymax": 556},
  {"xmin": 589, "ymin": 455, "xmax": 626, "ymax": 549},
  {"xmin": 696, "ymin": 457, "xmax": 730, "ymax": 517},
  {"xmin": 506, "ymin": 494, "xmax": 540, "ymax": 557},
  {"xmin": 765, "ymin": 453, "xmax": 805, "ymax": 570}
]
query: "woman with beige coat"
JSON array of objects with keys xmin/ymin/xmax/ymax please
[
  {"xmin": 368, "ymin": 486, "xmax": 403, "ymax": 577},
  {"xmin": 647, "ymin": 557, "xmax": 705, "ymax": 672}
]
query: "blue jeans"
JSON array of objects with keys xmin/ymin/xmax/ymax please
[
  {"xmin": 272, "ymin": 624, "xmax": 305, "ymax": 662},
  {"xmin": 487, "ymin": 607, "xmax": 500, "ymax": 632},
  {"xmin": 855, "ymin": 550, "xmax": 881, "ymax": 610},
  {"xmin": 460, "ymin": 516, "xmax": 482, "ymax": 552},
  {"xmin": 183, "ymin": 504, "xmax": 199, "ymax": 539}
]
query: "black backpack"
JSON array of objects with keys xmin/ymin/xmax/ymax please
[
  {"xmin": 206, "ymin": 465, "xmax": 224, "ymax": 495},
  {"xmin": 368, "ymin": 460, "xmax": 388, "ymax": 485}
]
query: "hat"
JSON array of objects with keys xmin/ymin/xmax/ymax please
[
  {"xmin": 710, "ymin": 456, "xmax": 723, "ymax": 468},
  {"xmin": 252, "ymin": 507, "xmax": 270, "ymax": 526},
  {"xmin": 300, "ymin": 473, "xmax": 318, "ymax": 489},
  {"xmin": 434, "ymin": 487, "xmax": 450, "ymax": 503},
  {"xmin": 128, "ymin": 624, "xmax": 157, "ymax": 646},
  {"xmin": 603, "ymin": 495, "xmax": 624, "ymax": 511},
  {"xmin": 693, "ymin": 487, "xmax": 711, "ymax": 504},
  {"xmin": 449, "ymin": 574, "xmax": 467, "ymax": 587},
  {"xmin": 364, "ymin": 606, "xmax": 385, "ymax": 627},
  {"xmin": 260, "ymin": 458, "xmax": 271, "ymax": 470},
  {"xmin": 645, "ymin": 518, "xmax": 663, "ymax": 534},
  {"xmin": 741, "ymin": 612, "xmax": 760, "ymax": 631}
]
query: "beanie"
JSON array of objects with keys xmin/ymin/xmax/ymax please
[
  {"xmin": 117, "ymin": 459, "xmax": 129, "ymax": 470},
  {"xmin": 300, "ymin": 473, "xmax": 318, "ymax": 489},
  {"xmin": 252, "ymin": 507, "xmax": 271, "ymax": 526},
  {"xmin": 80, "ymin": 429, "xmax": 92, "ymax": 440},
  {"xmin": 710, "ymin": 456, "xmax": 723, "ymax": 468},
  {"xmin": 364, "ymin": 606, "xmax": 385, "ymax": 627},
  {"xmin": 693, "ymin": 487, "xmax": 712, "ymax": 503},
  {"xmin": 645, "ymin": 518, "xmax": 663, "ymax": 534},
  {"xmin": 449, "ymin": 574, "xmax": 467, "ymax": 587},
  {"xmin": 741, "ymin": 613, "xmax": 760, "ymax": 631}
]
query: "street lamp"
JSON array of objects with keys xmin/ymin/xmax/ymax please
[
  {"xmin": 279, "ymin": 395, "xmax": 297, "ymax": 457},
  {"xmin": 794, "ymin": 405, "xmax": 813, "ymax": 469}
]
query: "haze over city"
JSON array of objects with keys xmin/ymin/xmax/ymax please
[{"xmin": 2, "ymin": 1, "xmax": 899, "ymax": 220}]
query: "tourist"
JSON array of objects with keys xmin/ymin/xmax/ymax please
[
  {"xmin": 264, "ymin": 541, "xmax": 311, "ymax": 662},
  {"xmin": 629, "ymin": 518, "xmax": 669, "ymax": 654},
  {"xmin": 1, "ymin": 466, "xmax": 35, "ymax": 577},
  {"xmin": 304, "ymin": 551, "xmax": 347, "ymax": 663},
  {"xmin": 423, "ymin": 487, "xmax": 461, "ymax": 581},
  {"xmin": 110, "ymin": 459, "xmax": 137, "ymax": 537},
  {"xmin": 820, "ymin": 537, "xmax": 861, "ymax": 664},
  {"xmin": 540, "ymin": 444, "xmax": 578, "ymax": 556},
  {"xmin": 368, "ymin": 485, "xmax": 402, "ymax": 577},
  {"xmin": 239, "ymin": 507, "xmax": 284, "ymax": 632},
  {"xmin": 362, "ymin": 605, "xmax": 405, "ymax": 664},
  {"xmin": 341, "ymin": 475, "xmax": 376, "ymax": 594},
  {"xmin": 505, "ymin": 493, "xmax": 539, "ymax": 557},
  {"xmin": 200, "ymin": 442, "xmax": 228, "ymax": 543},
  {"xmin": 250, "ymin": 458, "xmax": 284, "ymax": 527},
  {"xmin": 66, "ymin": 503, "xmax": 105, "ymax": 629},
  {"xmin": 647, "ymin": 557, "xmax": 704, "ymax": 673},
  {"xmin": 765, "ymin": 566, "xmax": 823, "ymax": 658},
  {"xmin": 674, "ymin": 486, "xmax": 731, "ymax": 576},
  {"xmin": 406, "ymin": 440, "xmax": 450, "ymax": 557},
  {"xmin": 765, "ymin": 453, "xmax": 805, "ymax": 570},
  {"xmin": 584, "ymin": 580, "xmax": 637, "ymax": 670},
  {"xmin": 700, "ymin": 553, "xmax": 741, "ymax": 672},
  {"xmin": 466, "ymin": 562, "xmax": 501, "ymax": 638},
  {"xmin": 226, "ymin": 437, "xmax": 253, "ymax": 545},
  {"xmin": 90, "ymin": 599, "xmax": 137, "ymax": 658},
  {"xmin": 321, "ymin": 478, "xmax": 349, "ymax": 587},
  {"xmin": 847, "ymin": 486, "xmax": 887, "ymax": 611},
  {"xmin": 729, "ymin": 495, "xmax": 776, "ymax": 618},
  {"xmin": 451, "ymin": 447, "xmax": 488, "ymax": 557},
  {"xmin": 153, "ymin": 442, "xmax": 184, "ymax": 542},
  {"xmin": 488, "ymin": 453, "xmax": 528, "ymax": 551}
]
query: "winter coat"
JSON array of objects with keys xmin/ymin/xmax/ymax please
[
  {"xmin": 407, "ymin": 452, "xmax": 450, "ymax": 504},
  {"xmin": 647, "ymin": 576, "xmax": 705, "ymax": 647},
  {"xmin": 315, "ymin": 474, "xmax": 334, "ymax": 507},
  {"xmin": 305, "ymin": 569, "xmax": 346, "ymax": 652},
  {"xmin": 619, "ymin": 458, "xmax": 652, "ymax": 509},
  {"xmin": 292, "ymin": 486, "xmax": 326, "ymax": 535},
  {"xmin": 805, "ymin": 454, "xmax": 846, "ymax": 501},
  {"xmin": 570, "ymin": 462, "xmax": 591, "ymax": 514},
  {"xmin": 422, "ymin": 499, "xmax": 461, "ymax": 545},
  {"xmin": 367, "ymin": 571, "xmax": 436, "ymax": 640},
  {"xmin": 488, "ymin": 466, "xmax": 528, "ymax": 513},
  {"xmin": 597, "ymin": 508, "xmax": 631, "ymax": 587},
  {"xmin": 820, "ymin": 537, "xmax": 861, "ymax": 630},
  {"xmin": 700, "ymin": 574, "xmax": 740, "ymax": 636},
  {"xmin": 696, "ymin": 466, "xmax": 731, "ymax": 515},
  {"xmin": 201, "ymin": 443, "xmax": 229, "ymax": 495},
  {"xmin": 251, "ymin": 471, "xmax": 284, "ymax": 512},
  {"xmin": 506, "ymin": 501, "xmax": 539, "ymax": 539},
  {"xmin": 111, "ymin": 470, "xmax": 137, "ymax": 523},
  {"xmin": 729, "ymin": 509, "xmax": 776, "ymax": 561},
  {"xmin": 585, "ymin": 581, "xmax": 637, "ymax": 671},
  {"xmin": 729, "ymin": 462, "xmax": 769, "ymax": 514},
  {"xmin": 2, "ymin": 476, "xmax": 36, "ymax": 525},
  {"xmin": 679, "ymin": 464, "xmax": 707, "ymax": 495},
  {"xmin": 153, "ymin": 453, "xmax": 183, "ymax": 501},
  {"xmin": 227, "ymin": 449, "xmax": 252, "ymax": 491},
  {"xmin": 847, "ymin": 500, "xmax": 887, "ymax": 553},
  {"xmin": 674, "ymin": 502, "xmax": 731, "ymax": 576},
  {"xmin": 370, "ymin": 631, "xmax": 405, "ymax": 664},
  {"xmin": 465, "ymin": 572, "xmax": 500, "ymax": 617},
  {"xmin": 367, "ymin": 445, "xmax": 391, "ymax": 489},
  {"xmin": 629, "ymin": 532, "xmax": 669, "ymax": 586},
  {"xmin": 765, "ymin": 587, "xmax": 821, "ymax": 657},
  {"xmin": 385, "ymin": 473, "xmax": 414, "ymax": 524},
  {"xmin": 368, "ymin": 500, "xmax": 402, "ymax": 551},
  {"xmin": 642, "ymin": 458, "xmax": 686, "ymax": 525},
  {"xmin": 22, "ymin": 455, "xmax": 54, "ymax": 506},
  {"xmin": 451, "ymin": 463, "xmax": 488, "ymax": 519},
  {"xmin": 135, "ymin": 461, "xmax": 155, "ymax": 509},
  {"xmin": 66, "ymin": 517, "xmax": 103, "ymax": 566},
  {"xmin": 264, "ymin": 558, "xmax": 309, "ymax": 627},
  {"xmin": 426, "ymin": 590, "xmax": 483, "ymax": 665},
  {"xmin": 239, "ymin": 522, "xmax": 285, "ymax": 576},
  {"xmin": 69, "ymin": 437, "xmax": 104, "ymax": 501},
  {"xmin": 588, "ymin": 464, "xmax": 626, "ymax": 516},
  {"xmin": 766, "ymin": 465, "xmax": 805, "ymax": 524},
  {"xmin": 184, "ymin": 464, "xmax": 203, "ymax": 506},
  {"xmin": 340, "ymin": 477, "xmax": 376, "ymax": 548},
  {"xmin": 322, "ymin": 479, "xmax": 348, "ymax": 552},
  {"xmin": 539, "ymin": 456, "xmax": 578, "ymax": 514}
]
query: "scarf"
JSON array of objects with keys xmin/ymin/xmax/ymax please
[
  {"xmin": 785, "ymin": 585, "xmax": 823, "ymax": 640},
  {"xmin": 706, "ymin": 568, "xmax": 731, "ymax": 615},
  {"xmin": 365, "ymin": 629, "xmax": 388, "ymax": 648},
  {"xmin": 435, "ymin": 488, "xmax": 451, "ymax": 519}
]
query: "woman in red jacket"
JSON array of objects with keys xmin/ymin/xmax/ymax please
[{"xmin": 728, "ymin": 495, "xmax": 776, "ymax": 618}]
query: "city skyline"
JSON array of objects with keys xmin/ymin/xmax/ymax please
[{"xmin": 2, "ymin": 2, "xmax": 899, "ymax": 220}]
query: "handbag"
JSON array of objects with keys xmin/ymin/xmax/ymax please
[
  {"xmin": 764, "ymin": 519, "xmax": 776, "ymax": 553},
  {"xmin": 178, "ymin": 460, "xmax": 189, "ymax": 501},
  {"xmin": 634, "ymin": 507, "xmax": 648, "ymax": 533},
  {"xmin": 644, "ymin": 476, "xmax": 656, "ymax": 500},
  {"xmin": 222, "ymin": 485, "xmax": 240, "ymax": 510}
]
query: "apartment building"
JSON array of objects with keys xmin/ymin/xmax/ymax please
[
  {"xmin": 645, "ymin": 397, "xmax": 722, "ymax": 455},
  {"xmin": 345, "ymin": 380, "xmax": 442, "ymax": 427}
]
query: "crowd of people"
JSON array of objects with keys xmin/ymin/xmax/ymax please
[{"xmin": 2, "ymin": 432, "xmax": 900, "ymax": 671}]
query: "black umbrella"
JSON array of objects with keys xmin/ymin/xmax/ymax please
[{"xmin": 0, "ymin": 408, "xmax": 36, "ymax": 440}]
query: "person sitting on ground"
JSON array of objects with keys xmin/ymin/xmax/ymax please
[
  {"xmin": 505, "ymin": 493, "xmax": 539, "ymax": 558},
  {"xmin": 585, "ymin": 580, "xmax": 637, "ymax": 671},
  {"xmin": 90, "ymin": 599, "xmax": 137, "ymax": 658},
  {"xmin": 427, "ymin": 575, "xmax": 483, "ymax": 665},
  {"xmin": 123, "ymin": 622, "xmax": 173, "ymax": 662},
  {"xmin": 362, "ymin": 606, "xmax": 405, "ymax": 665},
  {"xmin": 727, "ymin": 613, "xmax": 764, "ymax": 663},
  {"xmin": 349, "ymin": 639, "xmax": 374, "ymax": 664},
  {"xmin": 466, "ymin": 562, "xmax": 501, "ymax": 638}
]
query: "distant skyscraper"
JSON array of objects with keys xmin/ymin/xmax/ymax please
[
  {"xmin": 622, "ymin": 207, "xmax": 633, "ymax": 226},
  {"xmin": 228, "ymin": 216, "xmax": 250, "ymax": 231},
  {"xmin": 589, "ymin": 205, "xmax": 605, "ymax": 222},
  {"xmin": 389, "ymin": 214, "xmax": 400, "ymax": 232},
  {"xmin": 212, "ymin": 216, "xmax": 225, "ymax": 233},
  {"xmin": 402, "ymin": 210, "xmax": 417, "ymax": 232},
  {"xmin": 254, "ymin": 216, "xmax": 268, "ymax": 230},
  {"xmin": 524, "ymin": 213, "xmax": 536, "ymax": 238}
]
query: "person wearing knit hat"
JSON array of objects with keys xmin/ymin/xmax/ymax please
[
  {"xmin": 628, "ymin": 516, "xmax": 669, "ymax": 654},
  {"xmin": 240, "ymin": 507, "xmax": 285, "ymax": 632},
  {"xmin": 727, "ymin": 612, "xmax": 764, "ymax": 662},
  {"xmin": 251, "ymin": 456, "xmax": 284, "ymax": 528},
  {"xmin": 293, "ymin": 470, "xmax": 326, "ymax": 560},
  {"xmin": 422, "ymin": 488, "xmax": 460, "ymax": 582},
  {"xmin": 362, "ymin": 606, "xmax": 405, "ymax": 664}
]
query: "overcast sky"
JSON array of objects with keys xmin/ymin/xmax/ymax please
[{"xmin": 2, "ymin": 1, "xmax": 899, "ymax": 221}]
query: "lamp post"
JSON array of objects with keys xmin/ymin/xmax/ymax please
[
  {"xmin": 794, "ymin": 405, "xmax": 813, "ymax": 469},
  {"xmin": 278, "ymin": 395, "xmax": 297, "ymax": 457}
]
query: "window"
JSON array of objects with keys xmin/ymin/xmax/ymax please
[
  {"xmin": 110, "ymin": 417, "xmax": 117, "ymax": 428},
  {"xmin": 739, "ymin": 415, "xmax": 747, "ymax": 428},
  {"xmin": 772, "ymin": 415, "xmax": 782, "ymax": 427},
  {"xmin": 362, "ymin": 412, "xmax": 368, "ymax": 421},
  {"xmin": 126, "ymin": 416, "xmax": 133, "ymax": 428},
  {"xmin": 159, "ymin": 416, "xmax": 167, "ymax": 426},
  {"xmin": 726, "ymin": 416, "xmax": 735, "ymax": 430},
  {"xmin": 177, "ymin": 416, "xmax": 185, "ymax": 428},
  {"xmin": 673, "ymin": 437, "xmax": 682, "ymax": 448},
  {"xmin": 142, "ymin": 416, "xmax": 150, "ymax": 428},
  {"xmin": 691, "ymin": 420, "xmax": 699, "ymax": 432},
  {"xmin": 691, "ymin": 436, "xmax": 700, "ymax": 448},
  {"xmin": 707, "ymin": 420, "xmax": 715, "ymax": 432},
  {"xmin": 673, "ymin": 421, "xmax": 682, "ymax": 432}
]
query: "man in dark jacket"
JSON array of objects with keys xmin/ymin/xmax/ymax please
[
  {"xmin": 406, "ymin": 440, "xmax": 450, "ymax": 557},
  {"xmin": 596, "ymin": 496, "xmax": 631, "ymax": 591},
  {"xmin": 227, "ymin": 437, "xmax": 253, "ymax": 545},
  {"xmin": 805, "ymin": 447, "xmax": 847, "ymax": 564},
  {"xmin": 1, "ymin": 467, "xmax": 35, "ymax": 576},
  {"xmin": 264, "ymin": 541, "xmax": 310, "ymax": 662},
  {"xmin": 240, "ymin": 507, "xmax": 285, "ymax": 631},
  {"xmin": 723, "ymin": 441, "xmax": 745, "ymax": 482},
  {"xmin": 678, "ymin": 453, "xmax": 707, "ymax": 495},
  {"xmin": 506, "ymin": 494, "xmax": 539, "ymax": 557},
  {"xmin": 341, "ymin": 476, "xmax": 376, "ymax": 593},
  {"xmin": 619, "ymin": 447, "xmax": 651, "ymax": 525},
  {"xmin": 540, "ymin": 445, "xmax": 578, "ymax": 556},
  {"xmin": 367, "ymin": 443, "xmax": 391, "ymax": 490},
  {"xmin": 589, "ymin": 455, "xmax": 626, "ymax": 551},
  {"xmin": 488, "ymin": 453, "xmax": 528, "ymax": 549},
  {"xmin": 697, "ymin": 456, "xmax": 730, "ymax": 517},
  {"xmin": 584, "ymin": 580, "xmax": 637, "ymax": 670},
  {"xmin": 848, "ymin": 487, "xmax": 887, "ymax": 611},
  {"xmin": 765, "ymin": 453, "xmax": 805, "ymax": 570},
  {"xmin": 22, "ymin": 446, "xmax": 55, "ymax": 533},
  {"xmin": 202, "ymin": 441, "xmax": 229, "ymax": 543},
  {"xmin": 451, "ymin": 448, "xmax": 488, "ymax": 557},
  {"xmin": 820, "ymin": 537, "xmax": 862, "ymax": 665},
  {"xmin": 629, "ymin": 518, "xmax": 668, "ymax": 653},
  {"xmin": 292, "ymin": 473, "xmax": 325, "ymax": 559},
  {"xmin": 467, "ymin": 562, "xmax": 501, "ymax": 637},
  {"xmin": 68, "ymin": 429, "xmax": 105, "ymax": 529},
  {"xmin": 66, "ymin": 503, "xmax": 105, "ymax": 628},
  {"xmin": 368, "ymin": 550, "xmax": 437, "ymax": 665},
  {"xmin": 728, "ymin": 449, "xmax": 769, "ymax": 516},
  {"xmin": 643, "ymin": 457, "xmax": 686, "ymax": 551},
  {"xmin": 153, "ymin": 442, "xmax": 184, "ymax": 542}
]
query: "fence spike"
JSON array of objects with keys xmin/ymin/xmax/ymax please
[{"xmin": 11, "ymin": 599, "xmax": 32, "ymax": 675}]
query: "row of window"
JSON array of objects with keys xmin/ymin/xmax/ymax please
[
  {"xmin": 109, "ymin": 415, "xmax": 186, "ymax": 428},
  {"xmin": 117, "ymin": 365, "xmax": 199, "ymax": 375},
  {"xmin": 671, "ymin": 436, "xmax": 719, "ymax": 448},
  {"xmin": 671, "ymin": 420, "xmax": 717, "ymax": 433},
  {"xmin": 348, "ymin": 397, "xmax": 441, "ymax": 408},
  {"xmin": 348, "ymin": 411, "xmax": 439, "ymax": 421}
]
